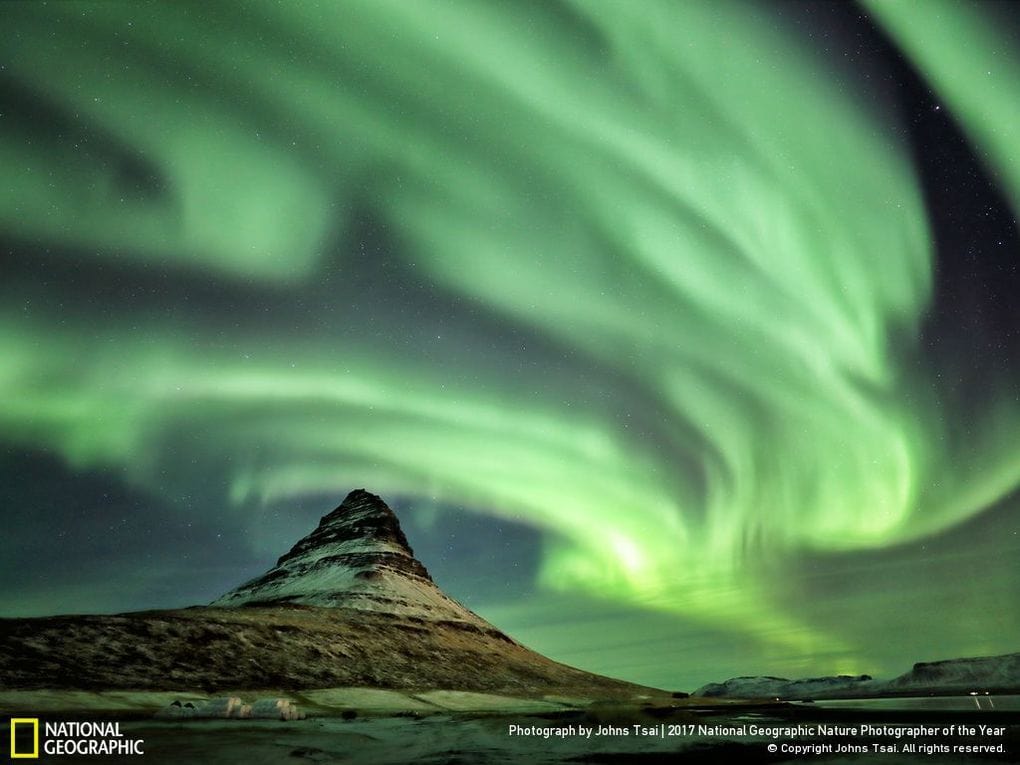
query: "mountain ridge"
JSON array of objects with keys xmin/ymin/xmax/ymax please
[{"xmin": 212, "ymin": 489, "xmax": 508, "ymax": 633}]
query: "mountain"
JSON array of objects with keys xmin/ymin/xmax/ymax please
[
  {"xmin": 694, "ymin": 674, "xmax": 876, "ymax": 701},
  {"xmin": 886, "ymin": 652, "xmax": 1020, "ymax": 694},
  {"xmin": 0, "ymin": 490, "xmax": 660, "ymax": 701},
  {"xmin": 212, "ymin": 489, "xmax": 498, "ymax": 630},
  {"xmin": 695, "ymin": 651, "xmax": 1020, "ymax": 700}
]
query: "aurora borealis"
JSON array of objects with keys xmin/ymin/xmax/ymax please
[{"xmin": 1, "ymin": 0, "xmax": 1018, "ymax": 690}]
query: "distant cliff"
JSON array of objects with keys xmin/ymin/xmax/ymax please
[
  {"xmin": 695, "ymin": 674, "xmax": 875, "ymax": 700},
  {"xmin": 887, "ymin": 652, "xmax": 1020, "ymax": 695},
  {"xmin": 696, "ymin": 652, "xmax": 1020, "ymax": 700}
]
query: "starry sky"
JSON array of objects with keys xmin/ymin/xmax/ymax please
[{"xmin": 1, "ymin": 0, "xmax": 1019, "ymax": 691}]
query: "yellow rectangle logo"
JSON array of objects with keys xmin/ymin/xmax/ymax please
[{"xmin": 10, "ymin": 718, "xmax": 39, "ymax": 759}]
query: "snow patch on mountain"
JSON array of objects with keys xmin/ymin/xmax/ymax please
[{"xmin": 212, "ymin": 489, "xmax": 497, "ymax": 629}]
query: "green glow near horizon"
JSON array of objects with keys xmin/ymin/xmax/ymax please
[{"xmin": 1, "ymin": 0, "xmax": 1019, "ymax": 681}]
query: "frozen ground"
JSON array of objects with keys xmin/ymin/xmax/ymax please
[{"xmin": 4, "ymin": 691, "xmax": 1018, "ymax": 764}]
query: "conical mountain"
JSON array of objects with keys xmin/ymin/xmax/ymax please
[{"xmin": 213, "ymin": 489, "xmax": 500, "ymax": 629}]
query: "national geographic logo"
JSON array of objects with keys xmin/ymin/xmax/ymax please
[
  {"xmin": 9, "ymin": 718, "xmax": 38, "ymax": 759},
  {"xmin": 9, "ymin": 719, "xmax": 144, "ymax": 758}
]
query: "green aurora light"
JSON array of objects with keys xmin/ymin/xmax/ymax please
[{"xmin": 1, "ymin": 0, "xmax": 1018, "ymax": 687}]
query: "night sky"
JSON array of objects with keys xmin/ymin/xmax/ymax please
[{"xmin": 1, "ymin": 1, "xmax": 1019, "ymax": 691}]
